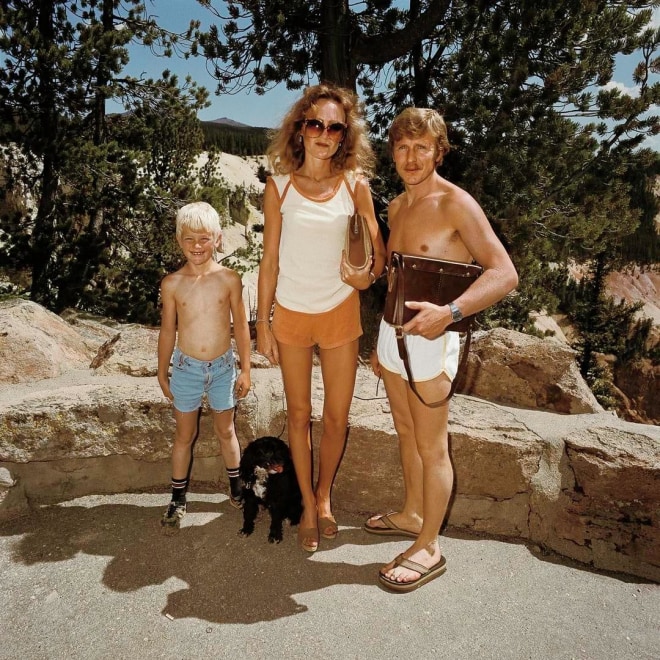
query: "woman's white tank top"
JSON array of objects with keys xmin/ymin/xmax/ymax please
[{"xmin": 271, "ymin": 172, "xmax": 357, "ymax": 313}]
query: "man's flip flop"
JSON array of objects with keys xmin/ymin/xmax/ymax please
[
  {"xmin": 378, "ymin": 553, "xmax": 447, "ymax": 593},
  {"xmin": 363, "ymin": 512, "xmax": 419, "ymax": 538}
]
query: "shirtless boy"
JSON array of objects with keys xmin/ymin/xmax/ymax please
[
  {"xmin": 365, "ymin": 108, "xmax": 518, "ymax": 591},
  {"xmin": 157, "ymin": 201, "xmax": 251, "ymax": 529}
]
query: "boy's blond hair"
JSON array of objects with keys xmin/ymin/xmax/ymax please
[{"xmin": 175, "ymin": 202, "xmax": 222, "ymax": 240}]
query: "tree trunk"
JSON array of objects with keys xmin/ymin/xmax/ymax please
[
  {"xmin": 319, "ymin": 0, "xmax": 355, "ymax": 89},
  {"xmin": 409, "ymin": 0, "xmax": 429, "ymax": 107},
  {"xmin": 579, "ymin": 253, "xmax": 607, "ymax": 376},
  {"xmin": 56, "ymin": 0, "xmax": 113, "ymax": 310},
  {"xmin": 30, "ymin": 0, "xmax": 59, "ymax": 307}
]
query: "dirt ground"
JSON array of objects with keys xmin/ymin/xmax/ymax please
[{"xmin": 2, "ymin": 491, "xmax": 659, "ymax": 660}]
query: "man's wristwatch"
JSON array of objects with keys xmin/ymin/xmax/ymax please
[{"xmin": 448, "ymin": 301, "xmax": 463, "ymax": 323}]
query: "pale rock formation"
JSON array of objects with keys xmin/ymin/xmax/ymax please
[
  {"xmin": 530, "ymin": 311, "xmax": 570, "ymax": 343},
  {"xmin": 462, "ymin": 327, "xmax": 604, "ymax": 414},
  {"xmin": 0, "ymin": 299, "xmax": 93, "ymax": 383}
]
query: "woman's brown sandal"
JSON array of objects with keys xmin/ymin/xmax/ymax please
[
  {"xmin": 318, "ymin": 516, "xmax": 338, "ymax": 540},
  {"xmin": 298, "ymin": 525, "xmax": 319, "ymax": 552}
]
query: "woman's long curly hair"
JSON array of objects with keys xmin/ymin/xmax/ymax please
[{"xmin": 266, "ymin": 83, "xmax": 375, "ymax": 177}]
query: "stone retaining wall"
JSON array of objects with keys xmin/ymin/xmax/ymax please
[{"xmin": 1, "ymin": 370, "xmax": 658, "ymax": 582}]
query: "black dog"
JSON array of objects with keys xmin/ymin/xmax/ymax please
[{"xmin": 238, "ymin": 436, "xmax": 303, "ymax": 543}]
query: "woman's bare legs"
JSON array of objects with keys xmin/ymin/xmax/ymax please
[
  {"xmin": 315, "ymin": 339, "xmax": 359, "ymax": 526},
  {"xmin": 277, "ymin": 342, "xmax": 316, "ymax": 547},
  {"xmin": 278, "ymin": 339, "xmax": 359, "ymax": 547}
]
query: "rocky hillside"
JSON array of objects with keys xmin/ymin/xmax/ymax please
[{"xmin": 607, "ymin": 267, "xmax": 659, "ymax": 326}]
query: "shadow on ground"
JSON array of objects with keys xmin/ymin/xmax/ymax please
[{"xmin": 0, "ymin": 495, "xmax": 387, "ymax": 624}]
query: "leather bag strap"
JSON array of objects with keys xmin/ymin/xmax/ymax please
[
  {"xmin": 393, "ymin": 251, "xmax": 405, "ymax": 327},
  {"xmin": 343, "ymin": 173, "xmax": 358, "ymax": 210},
  {"xmin": 395, "ymin": 327, "xmax": 472, "ymax": 407}
]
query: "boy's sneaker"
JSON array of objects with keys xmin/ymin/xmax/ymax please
[{"xmin": 160, "ymin": 500, "xmax": 186, "ymax": 530}]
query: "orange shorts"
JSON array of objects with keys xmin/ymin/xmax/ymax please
[{"xmin": 272, "ymin": 291, "xmax": 362, "ymax": 349}]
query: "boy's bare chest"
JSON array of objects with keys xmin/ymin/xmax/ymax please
[{"xmin": 175, "ymin": 277, "xmax": 229, "ymax": 315}]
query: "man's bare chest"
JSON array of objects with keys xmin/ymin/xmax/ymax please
[{"xmin": 389, "ymin": 209, "xmax": 459, "ymax": 257}]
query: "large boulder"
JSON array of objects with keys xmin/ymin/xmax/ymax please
[
  {"xmin": 527, "ymin": 418, "xmax": 660, "ymax": 580},
  {"xmin": 90, "ymin": 324, "xmax": 160, "ymax": 376},
  {"xmin": 462, "ymin": 327, "xmax": 603, "ymax": 414},
  {"xmin": 613, "ymin": 358, "xmax": 659, "ymax": 425},
  {"xmin": 59, "ymin": 308, "xmax": 121, "ymax": 352},
  {"xmin": 562, "ymin": 425, "xmax": 659, "ymax": 574},
  {"xmin": 444, "ymin": 396, "xmax": 544, "ymax": 539},
  {"xmin": 0, "ymin": 299, "xmax": 93, "ymax": 383}
]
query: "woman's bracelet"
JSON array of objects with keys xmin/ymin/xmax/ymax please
[
  {"xmin": 368, "ymin": 271, "xmax": 376, "ymax": 285},
  {"xmin": 255, "ymin": 319, "xmax": 270, "ymax": 326}
]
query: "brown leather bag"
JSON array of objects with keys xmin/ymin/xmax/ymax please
[
  {"xmin": 345, "ymin": 212, "xmax": 373, "ymax": 270},
  {"xmin": 383, "ymin": 251, "xmax": 483, "ymax": 407}
]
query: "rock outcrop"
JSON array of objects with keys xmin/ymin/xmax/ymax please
[
  {"xmin": 0, "ymin": 299, "xmax": 94, "ymax": 382},
  {"xmin": 613, "ymin": 357, "xmax": 659, "ymax": 425},
  {"xmin": 0, "ymin": 299, "xmax": 658, "ymax": 582},
  {"xmin": 462, "ymin": 327, "xmax": 603, "ymax": 414}
]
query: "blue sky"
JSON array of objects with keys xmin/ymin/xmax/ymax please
[
  {"xmin": 112, "ymin": 0, "xmax": 299, "ymax": 127},
  {"xmin": 116, "ymin": 1, "xmax": 659, "ymax": 147}
]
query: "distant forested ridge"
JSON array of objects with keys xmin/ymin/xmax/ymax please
[{"xmin": 200, "ymin": 121, "xmax": 269, "ymax": 155}]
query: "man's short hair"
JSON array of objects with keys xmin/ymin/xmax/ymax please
[
  {"xmin": 175, "ymin": 202, "xmax": 222, "ymax": 240},
  {"xmin": 388, "ymin": 108, "xmax": 451, "ymax": 161}
]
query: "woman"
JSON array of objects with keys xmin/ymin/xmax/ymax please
[{"xmin": 256, "ymin": 83, "xmax": 386, "ymax": 552}]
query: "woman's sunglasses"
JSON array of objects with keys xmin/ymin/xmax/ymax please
[{"xmin": 301, "ymin": 118, "xmax": 347, "ymax": 139}]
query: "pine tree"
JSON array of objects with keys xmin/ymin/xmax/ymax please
[{"xmin": 0, "ymin": 0, "xmax": 209, "ymax": 316}]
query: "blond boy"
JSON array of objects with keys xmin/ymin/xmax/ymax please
[{"xmin": 158, "ymin": 201, "xmax": 251, "ymax": 529}]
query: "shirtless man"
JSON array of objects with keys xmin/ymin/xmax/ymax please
[
  {"xmin": 157, "ymin": 201, "xmax": 251, "ymax": 530},
  {"xmin": 365, "ymin": 108, "xmax": 518, "ymax": 591}
]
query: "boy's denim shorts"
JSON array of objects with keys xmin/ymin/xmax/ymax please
[{"xmin": 169, "ymin": 346, "xmax": 236, "ymax": 413}]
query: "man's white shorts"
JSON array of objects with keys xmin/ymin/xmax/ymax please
[{"xmin": 376, "ymin": 318, "xmax": 460, "ymax": 382}]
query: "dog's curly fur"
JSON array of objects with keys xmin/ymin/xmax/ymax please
[{"xmin": 238, "ymin": 436, "xmax": 302, "ymax": 543}]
